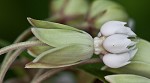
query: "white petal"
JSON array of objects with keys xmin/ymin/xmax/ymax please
[
  {"xmin": 103, "ymin": 34, "xmax": 135, "ymax": 53},
  {"xmin": 128, "ymin": 41, "xmax": 137, "ymax": 46},
  {"xmin": 100, "ymin": 21, "xmax": 136, "ymax": 37},
  {"xmin": 102, "ymin": 53, "xmax": 131, "ymax": 68},
  {"xmin": 126, "ymin": 27, "xmax": 136, "ymax": 37}
]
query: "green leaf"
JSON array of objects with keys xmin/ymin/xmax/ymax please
[
  {"xmin": 27, "ymin": 17, "xmax": 82, "ymax": 32},
  {"xmin": 105, "ymin": 74, "xmax": 150, "ymax": 83},
  {"xmin": 132, "ymin": 39, "xmax": 150, "ymax": 63},
  {"xmin": 31, "ymin": 28, "xmax": 93, "ymax": 47},
  {"xmin": 25, "ymin": 44, "xmax": 93, "ymax": 68},
  {"xmin": 104, "ymin": 61, "xmax": 150, "ymax": 78}
]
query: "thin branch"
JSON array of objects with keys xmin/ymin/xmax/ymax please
[
  {"xmin": 32, "ymin": 58, "xmax": 101, "ymax": 83},
  {"xmin": 0, "ymin": 49, "xmax": 25, "ymax": 83},
  {"xmin": 0, "ymin": 40, "xmax": 45, "ymax": 55},
  {"xmin": 14, "ymin": 28, "xmax": 32, "ymax": 43},
  {"xmin": 31, "ymin": 68, "xmax": 66, "ymax": 83},
  {"xmin": 1, "ymin": 28, "xmax": 32, "ymax": 68},
  {"xmin": 31, "ymin": 69, "xmax": 46, "ymax": 83},
  {"xmin": 0, "ymin": 28, "xmax": 32, "ymax": 83}
]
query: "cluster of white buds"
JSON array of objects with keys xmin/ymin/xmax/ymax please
[{"xmin": 94, "ymin": 21, "xmax": 138, "ymax": 68}]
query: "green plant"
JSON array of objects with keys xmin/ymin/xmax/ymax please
[{"xmin": 0, "ymin": 0, "xmax": 150, "ymax": 83}]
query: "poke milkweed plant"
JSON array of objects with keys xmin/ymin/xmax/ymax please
[{"xmin": 0, "ymin": 0, "xmax": 150, "ymax": 83}]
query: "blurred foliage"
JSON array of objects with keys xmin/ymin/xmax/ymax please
[
  {"xmin": 0, "ymin": 0, "xmax": 49, "ymax": 42},
  {"xmin": 0, "ymin": 0, "xmax": 150, "ymax": 42},
  {"xmin": 115, "ymin": 0, "xmax": 150, "ymax": 41}
]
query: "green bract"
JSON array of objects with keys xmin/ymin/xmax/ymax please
[
  {"xmin": 25, "ymin": 18, "xmax": 94, "ymax": 68},
  {"xmin": 103, "ymin": 39, "xmax": 150, "ymax": 78},
  {"xmin": 88, "ymin": 0, "xmax": 128, "ymax": 29},
  {"xmin": 105, "ymin": 74, "xmax": 150, "ymax": 83}
]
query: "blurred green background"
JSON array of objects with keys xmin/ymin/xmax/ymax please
[{"xmin": 0, "ymin": 0, "xmax": 150, "ymax": 42}]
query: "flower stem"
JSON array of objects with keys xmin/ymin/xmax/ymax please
[
  {"xmin": 32, "ymin": 58, "xmax": 101, "ymax": 83},
  {"xmin": 1, "ymin": 28, "xmax": 32, "ymax": 68},
  {"xmin": 0, "ymin": 49, "xmax": 25, "ymax": 83},
  {"xmin": 0, "ymin": 40, "xmax": 45, "ymax": 82},
  {"xmin": 0, "ymin": 40, "xmax": 45, "ymax": 55},
  {"xmin": 6, "ymin": 28, "xmax": 32, "ymax": 58},
  {"xmin": 0, "ymin": 28, "xmax": 32, "ymax": 83},
  {"xmin": 31, "ymin": 69, "xmax": 45, "ymax": 83}
]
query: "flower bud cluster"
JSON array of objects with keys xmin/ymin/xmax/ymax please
[{"xmin": 94, "ymin": 21, "xmax": 138, "ymax": 68}]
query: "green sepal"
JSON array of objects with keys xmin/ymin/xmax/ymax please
[
  {"xmin": 27, "ymin": 45, "xmax": 53, "ymax": 57},
  {"xmin": 31, "ymin": 28, "xmax": 93, "ymax": 47},
  {"xmin": 27, "ymin": 37, "xmax": 54, "ymax": 57},
  {"xmin": 27, "ymin": 18, "xmax": 82, "ymax": 32},
  {"xmin": 25, "ymin": 44, "xmax": 93, "ymax": 68}
]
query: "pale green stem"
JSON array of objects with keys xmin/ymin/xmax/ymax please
[
  {"xmin": 32, "ymin": 58, "xmax": 101, "ymax": 83},
  {"xmin": 1, "ymin": 28, "xmax": 32, "ymax": 68},
  {"xmin": 0, "ymin": 40, "xmax": 45, "ymax": 83},
  {"xmin": 0, "ymin": 41, "xmax": 44, "ymax": 55},
  {"xmin": 0, "ymin": 28, "xmax": 32, "ymax": 83},
  {"xmin": 0, "ymin": 49, "xmax": 25, "ymax": 83},
  {"xmin": 31, "ymin": 69, "xmax": 46, "ymax": 83},
  {"xmin": 31, "ymin": 68, "xmax": 66, "ymax": 83}
]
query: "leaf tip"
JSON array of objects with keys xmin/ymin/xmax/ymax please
[
  {"xmin": 27, "ymin": 17, "xmax": 35, "ymax": 26},
  {"xmin": 25, "ymin": 62, "xmax": 38, "ymax": 68},
  {"xmin": 101, "ymin": 66, "xmax": 108, "ymax": 70},
  {"xmin": 104, "ymin": 75, "xmax": 112, "ymax": 83},
  {"xmin": 25, "ymin": 63, "xmax": 30, "ymax": 68}
]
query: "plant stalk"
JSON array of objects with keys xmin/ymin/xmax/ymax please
[
  {"xmin": 0, "ymin": 40, "xmax": 45, "ymax": 55},
  {"xmin": 0, "ymin": 40, "xmax": 45, "ymax": 83},
  {"xmin": 32, "ymin": 58, "xmax": 101, "ymax": 83}
]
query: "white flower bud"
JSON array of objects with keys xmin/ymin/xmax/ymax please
[
  {"xmin": 102, "ymin": 48, "xmax": 138, "ymax": 68},
  {"xmin": 94, "ymin": 21, "xmax": 138, "ymax": 68},
  {"xmin": 100, "ymin": 21, "xmax": 136, "ymax": 37},
  {"xmin": 102, "ymin": 53, "xmax": 131, "ymax": 68},
  {"xmin": 103, "ymin": 34, "xmax": 136, "ymax": 53}
]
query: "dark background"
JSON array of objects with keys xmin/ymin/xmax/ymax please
[{"xmin": 0, "ymin": 0, "xmax": 150, "ymax": 42}]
